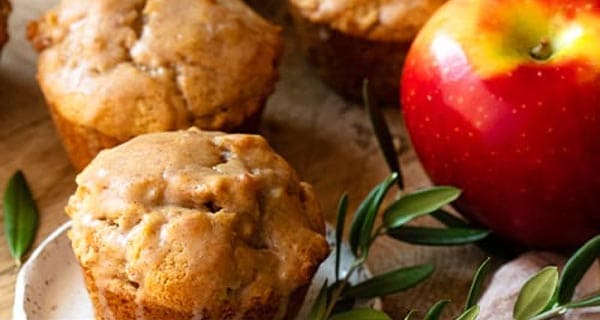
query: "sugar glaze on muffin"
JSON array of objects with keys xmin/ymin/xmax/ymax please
[
  {"xmin": 66, "ymin": 128, "xmax": 329, "ymax": 320},
  {"xmin": 28, "ymin": 0, "xmax": 282, "ymax": 169}
]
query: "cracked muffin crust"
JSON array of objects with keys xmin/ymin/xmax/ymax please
[
  {"xmin": 0, "ymin": 0, "xmax": 9, "ymax": 51},
  {"xmin": 66, "ymin": 128, "xmax": 330, "ymax": 320},
  {"xmin": 27, "ymin": 0, "xmax": 282, "ymax": 170},
  {"xmin": 289, "ymin": 0, "xmax": 446, "ymax": 104}
]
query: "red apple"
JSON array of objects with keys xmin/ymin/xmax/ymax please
[{"xmin": 401, "ymin": 0, "xmax": 600, "ymax": 248}]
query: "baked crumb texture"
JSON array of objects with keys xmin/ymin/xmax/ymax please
[
  {"xmin": 66, "ymin": 128, "xmax": 330, "ymax": 320},
  {"xmin": 289, "ymin": 0, "xmax": 446, "ymax": 104},
  {"xmin": 0, "ymin": 0, "xmax": 10, "ymax": 50},
  {"xmin": 27, "ymin": 0, "xmax": 282, "ymax": 170}
]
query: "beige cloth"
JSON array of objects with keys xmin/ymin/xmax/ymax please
[{"xmin": 479, "ymin": 252, "xmax": 600, "ymax": 319}]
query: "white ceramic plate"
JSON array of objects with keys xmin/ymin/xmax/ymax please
[{"xmin": 13, "ymin": 222, "xmax": 381, "ymax": 320}]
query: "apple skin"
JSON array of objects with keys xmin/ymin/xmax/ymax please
[{"xmin": 401, "ymin": 0, "xmax": 600, "ymax": 248}]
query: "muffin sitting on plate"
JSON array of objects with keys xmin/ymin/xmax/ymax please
[
  {"xmin": 27, "ymin": 0, "xmax": 282, "ymax": 170},
  {"xmin": 289, "ymin": 0, "xmax": 446, "ymax": 104},
  {"xmin": 66, "ymin": 128, "xmax": 330, "ymax": 320}
]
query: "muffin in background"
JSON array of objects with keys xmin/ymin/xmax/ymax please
[
  {"xmin": 27, "ymin": 0, "xmax": 282, "ymax": 170},
  {"xmin": 66, "ymin": 128, "xmax": 330, "ymax": 320},
  {"xmin": 289, "ymin": 0, "xmax": 446, "ymax": 104},
  {"xmin": 0, "ymin": 0, "xmax": 10, "ymax": 51}
]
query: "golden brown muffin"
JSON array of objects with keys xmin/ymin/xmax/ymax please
[
  {"xmin": 289, "ymin": 0, "xmax": 446, "ymax": 104},
  {"xmin": 27, "ymin": 0, "xmax": 282, "ymax": 171},
  {"xmin": 0, "ymin": 0, "xmax": 10, "ymax": 50},
  {"xmin": 66, "ymin": 128, "xmax": 330, "ymax": 320}
]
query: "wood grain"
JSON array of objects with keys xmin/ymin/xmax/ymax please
[{"xmin": 0, "ymin": 1, "xmax": 485, "ymax": 319}]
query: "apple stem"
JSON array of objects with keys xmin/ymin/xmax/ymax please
[{"xmin": 530, "ymin": 37, "xmax": 552, "ymax": 60}]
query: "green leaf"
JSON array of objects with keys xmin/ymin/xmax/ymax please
[
  {"xmin": 513, "ymin": 266, "xmax": 559, "ymax": 320},
  {"xmin": 557, "ymin": 235, "xmax": 600, "ymax": 304},
  {"xmin": 423, "ymin": 300, "xmax": 450, "ymax": 320},
  {"xmin": 363, "ymin": 79, "xmax": 403, "ymax": 190},
  {"xmin": 329, "ymin": 308, "xmax": 391, "ymax": 320},
  {"xmin": 349, "ymin": 186, "xmax": 377, "ymax": 255},
  {"xmin": 383, "ymin": 187, "xmax": 461, "ymax": 229},
  {"xmin": 308, "ymin": 280, "xmax": 328, "ymax": 320},
  {"xmin": 564, "ymin": 294, "xmax": 600, "ymax": 309},
  {"xmin": 430, "ymin": 210, "xmax": 469, "ymax": 227},
  {"xmin": 465, "ymin": 257, "xmax": 492, "ymax": 310},
  {"xmin": 456, "ymin": 305, "xmax": 479, "ymax": 320},
  {"xmin": 431, "ymin": 210, "xmax": 518, "ymax": 259},
  {"xmin": 349, "ymin": 173, "xmax": 398, "ymax": 256},
  {"xmin": 358, "ymin": 173, "xmax": 398, "ymax": 258},
  {"xmin": 335, "ymin": 193, "xmax": 349, "ymax": 281},
  {"xmin": 387, "ymin": 227, "xmax": 490, "ymax": 246},
  {"xmin": 3, "ymin": 170, "xmax": 39, "ymax": 266},
  {"xmin": 343, "ymin": 263, "xmax": 434, "ymax": 299}
]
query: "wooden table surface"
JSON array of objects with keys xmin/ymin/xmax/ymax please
[{"xmin": 0, "ymin": 1, "xmax": 486, "ymax": 319}]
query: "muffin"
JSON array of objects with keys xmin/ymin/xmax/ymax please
[
  {"xmin": 0, "ymin": 0, "xmax": 9, "ymax": 50},
  {"xmin": 289, "ymin": 0, "xmax": 446, "ymax": 104},
  {"xmin": 27, "ymin": 0, "xmax": 282, "ymax": 171},
  {"xmin": 66, "ymin": 128, "xmax": 330, "ymax": 320}
]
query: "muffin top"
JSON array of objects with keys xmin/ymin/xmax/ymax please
[
  {"xmin": 66, "ymin": 128, "xmax": 329, "ymax": 318},
  {"xmin": 28, "ymin": 0, "xmax": 281, "ymax": 140},
  {"xmin": 290, "ymin": 0, "xmax": 446, "ymax": 42}
]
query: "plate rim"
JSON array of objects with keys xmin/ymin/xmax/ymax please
[{"xmin": 13, "ymin": 221, "xmax": 73, "ymax": 320}]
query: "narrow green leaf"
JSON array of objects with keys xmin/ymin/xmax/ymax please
[
  {"xmin": 431, "ymin": 210, "xmax": 469, "ymax": 227},
  {"xmin": 349, "ymin": 173, "xmax": 398, "ymax": 256},
  {"xmin": 513, "ymin": 266, "xmax": 559, "ymax": 320},
  {"xmin": 335, "ymin": 193, "xmax": 349, "ymax": 281},
  {"xmin": 383, "ymin": 187, "xmax": 461, "ymax": 229},
  {"xmin": 465, "ymin": 258, "xmax": 492, "ymax": 310},
  {"xmin": 423, "ymin": 300, "xmax": 450, "ymax": 320},
  {"xmin": 329, "ymin": 308, "xmax": 391, "ymax": 320},
  {"xmin": 564, "ymin": 294, "xmax": 600, "ymax": 309},
  {"xmin": 431, "ymin": 210, "xmax": 518, "ymax": 259},
  {"xmin": 343, "ymin": 263, "xmax": 434, "ymax": 299},
  {"xmin": 3, "ymin": 170, "xmax": 39, "ymax": 266},
  {"xmin": 349, "ymin": 186, "xmax": 378, "ymax": 255},
  {"xmin": 358, "ymin": 173, "xmax": 398, "ymax": 258},
  {"xmin": 387, "ymin": 227, "xmax": 490, "ymax": 246},
  {"xmin": 403, "ymin": 310, "xmax": 417, "ymax": 320},
  {"xmin": 363, "ymin": 79, "xmax": 404, "ymax": 190},
  {"xmin": 308, "ymin": 280, "xmax": 328, "ymax": 320},
  {"xmin": 456, "ymin": 305, "xmax": 479, "ymax": 320},
  {"xmin": 557, "ymin": 235, "xmax": 600, "ymax": 304}
]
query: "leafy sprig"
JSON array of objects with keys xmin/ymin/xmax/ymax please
[
  {"xmin": 312, "ymin": 81, "xmax": 600, "ymax": 319},
  {"xmin": 309, "ymin": 81, "xmax": 489, "ymax": 320},
  {"xmin": 408, "ymin": 235, "xmax": 600, "ymax": 320},
  {"xmin": 309, "ymin": 173, "xmax": 488, "ymax": 320},
  {"xmin": 512, "ymin": 235, "xmax": 600, "ymax": 320}
]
